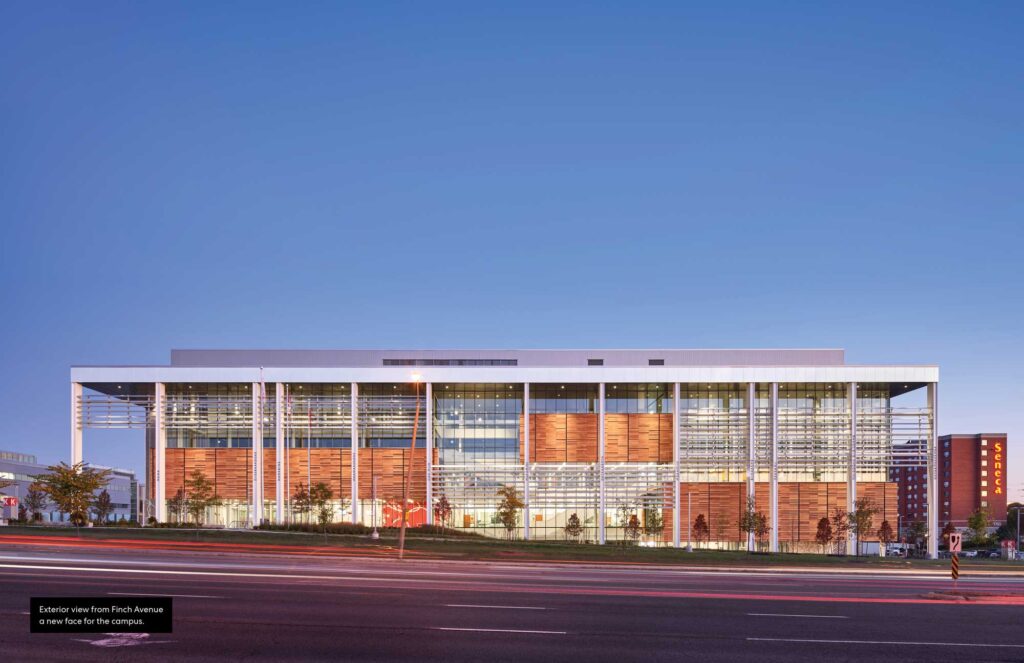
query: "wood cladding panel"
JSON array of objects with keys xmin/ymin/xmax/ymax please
[
  {"xmin": 165, "ymin": 449, "xmax": 186, "ymax": 498},
  {"xmin": 677, "ymin": 481, "xmax": 899, "ymax": 543},
  {"xmin": 566, "ymin": 414, "xmax": 598, "ymax": 462},
  {"xmin": 605, "ymin": 414, "xmax": 629, "ymax": 462},
  {"xmin": 520, "ymin": 414, "xmax": 599, "ymax": 464},
  {"xmin": 357, "ymin": 448, "xmax": 426, "ymax": 502},
  {"xmin": 283, "ymin": 449, "xmax": 351, "ymax": 501},
  {"xmin": 604, "ymin": 414, "xmax": 671, "ymax": 463},
  {"xmin": 215, "ymin": 449, "xmax": 251, "ymax": 500}
]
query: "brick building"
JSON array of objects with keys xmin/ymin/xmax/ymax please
[{"xmin": 937, "ymin": 434, "xmax": 1008, "ymax": 530}]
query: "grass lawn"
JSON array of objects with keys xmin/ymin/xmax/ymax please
[{"xmin": 1, "ymin": 525, "xmax": 1018, "ymax": 571}]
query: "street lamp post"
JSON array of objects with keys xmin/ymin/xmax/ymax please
[{"xmin": 397, "ymin": 374, "xmax": 422, "ymax": 560}]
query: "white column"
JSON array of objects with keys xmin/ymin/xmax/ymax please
[
  {"xmin": 523, "ymin": 382, "xmax": 531, "ymax": 541},
  {"xmin": 927, "ymin": 382, "xmax": 938, "ymax": 560},
  {"xmin": 770, "ymin": 382, "xmax": 779, "ymax": 553},
  {"xmin": 425, "ymin": 382, "xmax": 434, "ymax": 525},
  {"xmin": 598, "ymin": 382, "xmax": 606, "ymax": 545},
  {"xmin": 251, "ymin": 383, "xmax": 264, "ymax": 526},
  {"xmin": 747, "ymin": 382, "xmax": 756, "ymax": 552},
  {"xmin": 673, "ymin": 382, "xmax": 681, "ymax": 549},
  {"xmin": 848, "ymin": 382, "xmax": 857, "ymax": 553},
  {"xmin": 70, "ymin": 383, "xmax": 82, "ymax": 465},
  {"xmin": 275, "ymin": 383, "xmax": 285, "ymax": 524},
  {"xmin": 154, "ymin": 382, "xmax": 167, "ymax": 523},
  {"xmin": 350, "ymin": 382, "xmax": 359, "ymax": 525}
]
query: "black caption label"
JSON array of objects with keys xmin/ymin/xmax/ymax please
[{"xmin": 30, "ymin": 597, "xmax": 173, "ymax": 633}]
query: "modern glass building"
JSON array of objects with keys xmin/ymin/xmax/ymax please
[{"xmin": 71, "ymin": 348, "xmax": 939, "ymax": 556}]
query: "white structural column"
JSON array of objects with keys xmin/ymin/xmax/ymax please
[
  {"xmin": 154, "ymin": 382, "xmax": 167, "ymax": 523},
  {"xmin": 71, "ymin": 382, "xmax": 83, "ymax": 465},
  {"xmin": 769, "ymin": 382, "xmax": 779, "ymax": 553},
  {"xmin": 747, "ymin": 382, "xmax": 756, "ymax": 552},
  {"xmin": 847, "ymin": 382, "xmax": 858, "ymax": 553},
  {"xmin": 251, "ymin": 382, "xmax": 264, "ymax": 527},
  {"xmin": 425, "ymin": 382, "xmax": 433, "ymax": 525},
  {"xmin": 523, "ymin": 382, "xmax": 531, "ymax": 541},
  {"xmin": 275, "ymin": 383, "xmax": 285, "ymax": 524},
  {"xmin": 350, "ymin": 382, "xmax": 359, "ymax": 525},
  {"xmin": 598, "ymin": 382, "xmax": 606, "ymax": 545},
  {"xmin": 672, "ymin": 382, "xmax": 681, "ymax": 549},
  {"xmin": 927, "ymin": 382, "xmax": 938, "ymax": 559}
]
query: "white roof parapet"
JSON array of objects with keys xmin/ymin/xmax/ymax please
[{"xmin": 71, "ymin": 364, "xmax": 938, "ymax": 385}]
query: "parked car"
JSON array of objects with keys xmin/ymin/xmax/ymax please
[{"xmin": 961, "ymin": 550, "xmax": 978, "ymax": 558}]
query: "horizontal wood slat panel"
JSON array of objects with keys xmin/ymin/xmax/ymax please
[{"xmin": 357, "ymin": 448, "xmax": 426, "ymax": 502}]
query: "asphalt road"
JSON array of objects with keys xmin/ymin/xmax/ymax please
[{"xmin": 0, "ymin": 545, "xmax": 1022, "ymax": 662}]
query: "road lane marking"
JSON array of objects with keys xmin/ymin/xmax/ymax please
[
  {"xmin": 435, "ymin": 627, "xmax": 565, "ymax": 635},
  {"xmin": 445, "ymin": 604, "xmax": 547, "ymax": 610},
  {"xmin": 748, "ymin": 613, "xmax": 848, "ymax": 619},
  {"xmin": 748, "ymin": 638, "xmax": 1024, "ymax": 648},
  {"xmin": 105, "ymin": 598, "xmax": 222, "ymax": 602}
]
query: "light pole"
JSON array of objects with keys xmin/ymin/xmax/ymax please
[{"xmin": 397, "ymin": 374, "xmax": 422, "ymax": 560}]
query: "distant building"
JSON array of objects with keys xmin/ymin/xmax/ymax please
[
  {"xmin": 938, "ymin": 434, "xmax": 1008, "ymax": 530},
  {"xmin": 891, "ymin": 439, "xmax": 928, "ymax": 536},
  {"xmin": 0, "ymin": 451, "xmax": 138, "ymax": 523}
]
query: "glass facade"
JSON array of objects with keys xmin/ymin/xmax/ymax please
[{"xmin": 75, "ymin": 374, "xmax": 933, "ymax": 551}]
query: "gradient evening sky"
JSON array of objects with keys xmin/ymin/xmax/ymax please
[{"xmin": 1, "ymin": 3, "xmax": 1021, "ymax": 501}]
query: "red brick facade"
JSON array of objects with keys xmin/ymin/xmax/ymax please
[{"xmin": 937, "ymin": 434, "xmax": 1008, "ymax": 529}]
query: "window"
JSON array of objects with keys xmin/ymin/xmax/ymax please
[
  {"xmin": 982, "ymin": 460, "xmax": 987, "ymax": 467},
  {"xmin": 981, "ymin": 440, "xmax": 988, "ymax": 446},
  {"xmin": 981, "ymin": 480, "xmax": 988, "ymax": 487},
  {"xmin": 587, "ymin": 359, "xmax": 604, "ymax": 366},
  {"xmin": 981, "ymin": 470, "xmax": 987, "ymax": 476},
  {"xmin": 648, "ymin": 359, "xmax": 664, "ymax": 366},
  {"xmin": 981, "ymin": 491, "xmax": 988, "ymax": 497},
  {"xmin": 981, "ymin": 501, "xmax": 988, "ymax": 507},
  {"xmin": 981, "ymin": 449, "xmax": 988, "ymax": 456}
]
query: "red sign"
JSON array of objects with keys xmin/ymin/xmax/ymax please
[
  {"xmin": 1, "ymin": 496, "xmax": 17, "ymax": 507},
  {"xmin": 993, "ymin": 442, "xmax": 1003, "ymax": 495}
]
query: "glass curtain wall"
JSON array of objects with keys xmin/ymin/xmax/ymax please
[
  {"xmin": 529, "ymin": 384, "xmax": 599, "ymax": 542},
  {"xmin": 357, "ymin": 384, "xmax": 426, "ymax": 529},
  {"xmin": 605, "ymin": 384, "xmax": 674, "ymax": 545},
  {"xmin": 433, "ymin": 384, "xmax": 523, "ymax": 537}
]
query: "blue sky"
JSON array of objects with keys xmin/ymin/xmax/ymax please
[{"xmin": 1, "ymin": 3, "xmax": 1021, "ymax": 502}]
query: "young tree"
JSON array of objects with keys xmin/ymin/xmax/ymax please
[
  {"xmin": 496, "ymin": 485, "xmax": 524, "ymax": 540},
  {"xmin": 184, "ymin": 469, "xmax": 221, "ymax": 527},
  {"xmin": 166, "ymin": 488, "xmax": 188, "ymax": 524},
  {"xmin": 624, "ymin": 514, "xmax": 642, "ymax": 544},
  {"xmin": 291, "ymin": 483, "xmax": 312, "ymax": 525},
  {"xmin": 877, "ymin": 520, "xmax": 895, "ymax": 550},
  {"xmin": 33, "ymin": 462, "xmax": 112, "ymax": 533},
  {"xmin": 433, "ymin": 495, "xmax": 453, "ymax": 530},
  {"xmin": 692, "ymin": 514, "xmax": 710, "ymax": 549},
  {"xmin": 24, "ymin": 483, "xmax": 48, "ymax": 523},
  {"xmin": 309, "ymin": 482, "xmax": 335, "ymax": 534},
  {"xmin": 848, "ymin": 498, "xmax": 878, "ymax": 556},
  {"xmin": 967, "ymin": 508, "xmax": 991, "ymax": 545},
  {"xmin": 815, "ymin": 517, "xmax": 833, "ymax": 554},
  {"xmin": 754, "ymin": 511, "xmax": 771, "ymax": 552},
  {"xmin": 830, "ymin": 507, "xmax": 850, "ymax": 555},
  {"xmin": 738, "ymin": 497, "xmax": 760, "ymax": 552},
  {"xmin": 908, "ymin": 520, "xmax": 928, "ymax": 553},
  {"xmin": 644, "ymin": 506, "xmax": 665, "ymax": 541},
  {"xmin": 92, "ymin": 489, "xmax": 114, "ymax": 524},
  {"xmin": 564, "ymin": 512, "xmax": 583, "ymax": 543}
]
